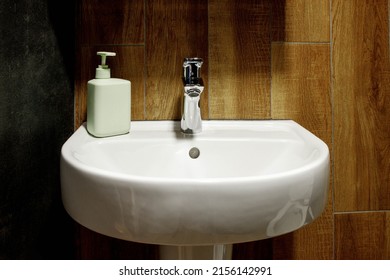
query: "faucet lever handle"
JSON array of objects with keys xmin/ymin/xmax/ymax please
[{"xmin": 183, "ymin": 58, "xmax": 203, "ymax": 83}]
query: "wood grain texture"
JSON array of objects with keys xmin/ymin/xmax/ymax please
[
  {"xmin": 75, "ymin": 46, "xmax": 145, "ymax": 129},
  {"xmin": 145, "ymin": 0, "xmax": 208, "ymax": 120},
  {"xmin": 271, "ymin": 43, "xmax": 333, "ymax": 259},
  {"xmin": 77, "ymin": 0, "xmax": 144, "ymax": 45},
  {"xmin": 272, "ymin": 211, "xmax": 333, "ymax": 259},
  {"xmin": 271, "ymin": 43, "xmax": 331, "ymax": 142},
  {"xmin": 335, "ymin": 212, "xmax": 390, "ymax": 259},
  {"xmin": 209, "ymin": 0, "xmax": 271, "ymax": 119},
  {"xmin": 332, "ymin": 0, "xmax": 390, "ymax": 211},
  {"xmin": 272, "ymin": 0, "xmax": 330, "ymax": 42}
]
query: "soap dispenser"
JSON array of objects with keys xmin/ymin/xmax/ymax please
[{"xmin": 87, "ymin": 51, "xmax": 131, "ymax": 137}]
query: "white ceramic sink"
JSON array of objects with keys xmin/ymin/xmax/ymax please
[{"xmin": 60, "ymin": 120, "xmax": 329, "ymax": 245}]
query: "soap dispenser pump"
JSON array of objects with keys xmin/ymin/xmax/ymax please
[
  {"xmin": 95, "ymin": 51, "xmax": 114, "ymax": 78},
  {"xmin": 87, "ymin": 51, "xmax": 131, "ymax": 137}
]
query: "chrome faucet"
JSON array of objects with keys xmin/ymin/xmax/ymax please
[{"xmin": 181, "ymin": 58, "xmax": 204, "ymax": 134}]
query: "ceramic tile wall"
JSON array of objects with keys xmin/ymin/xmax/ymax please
[{"xmin": 75, "ymin": 0, "xmax": 390, "ymax": 259}]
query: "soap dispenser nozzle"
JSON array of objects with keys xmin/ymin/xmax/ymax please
[{"xmin": 95, "ymin": 51, "xmax": 116, "ymax": 79}]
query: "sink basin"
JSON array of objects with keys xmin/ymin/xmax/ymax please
[{"xmin": 60, "ymin": 120, "xmax": 329, "ymax": 245}]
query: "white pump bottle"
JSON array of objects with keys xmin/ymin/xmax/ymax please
[{"xmin": 87, "ymin": 52, "xmax": 131, "ymax": 137}]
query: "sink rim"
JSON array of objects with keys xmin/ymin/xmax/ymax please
[{"xmin": 61, "ymin": 120, "xmax": 329, "ymax": 184}]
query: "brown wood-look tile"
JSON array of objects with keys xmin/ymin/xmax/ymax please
[
  {"xmin": 271, "ymin": 43, "xmax": 331, "ymax": 142},
  {"xmin": 271, "ymin": 43, "xmax": 333, "ymax": 259},
  {"xmin": 75, "ymin": 46, "xmax": 145, "ymax": 129},
  {"xmin": 272, "ymin": 0, "xmax": 330, "ymax": 42},
  {"xmin": 332, "ymin": 0, "xmax": 390, "ymax": 211},
  {"xmin": 335, "ymin": 212, "xmax": 390, "ymax": 260},
  {"xmin": 145, "ymin": 0, "xmax": 208, "ymax": 120},
  {"xmin": 77, "ymin": 0, "xmax": 144, "ymax": 45},
  {"xmin": 272, "ymin": 205, "xmax": 333, "ymax": 259},
  {"xmin": 209, "ymin": 0, "xmax": 271, "ymax": 120}
]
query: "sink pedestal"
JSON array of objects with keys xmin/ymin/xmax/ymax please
[{"xmin": 159, "ymin": 245, "xmax": 232, "ymax": 260}]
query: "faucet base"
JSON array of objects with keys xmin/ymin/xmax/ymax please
[
  {"xmin": 181, "ymin": 128, "xmax": 201, "ymax": 134},
  {"xmin": 180, "ymin": 119, "xmax": 202, "ymax": 134}
]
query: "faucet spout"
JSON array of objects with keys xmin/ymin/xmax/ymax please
[
  {"xmin": 181, "ymin": 91, "xmax": 202, "ymax": 133},
  {"xmin": 181, "ymin": 58, "xmax": 204, "ymax": 134}
]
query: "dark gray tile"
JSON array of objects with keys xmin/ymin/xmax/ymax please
[{"xmin": 0, "ymin": 0, "xmax": 75, "ymax": 259}]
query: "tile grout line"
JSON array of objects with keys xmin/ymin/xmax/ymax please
[
  {"xmin": 334, "ymin": 210, "xmax": 390, "ymax": 215},
  {"xmin": 207, "ymin": 0, "xmax": 210, "ymax": 120},
  {"xmin": 269, "ymin": 7, "xmax": 273, "ymax": 120},
  {"xmin": 329, "ymin": 0, "xmax": 336, "ymax": 260},
  {"xmin": 143, "ymin": 0, "xmax": 147, "ymax": 120},
  {"xmin": 272, "ymin": 41, "xmax": 330, "ymax": 45}
]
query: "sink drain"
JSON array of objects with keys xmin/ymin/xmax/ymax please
[{"xmin": 189, "ymin": 147, "xmax": 200, "ymax": 159}]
